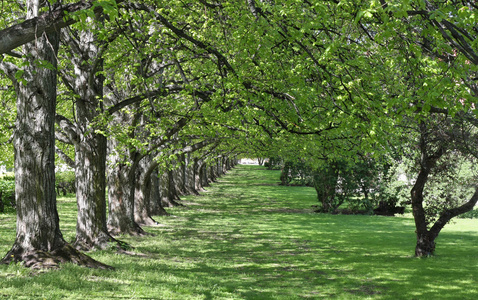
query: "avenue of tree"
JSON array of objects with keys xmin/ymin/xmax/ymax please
[{"xmin": 0, "ymin": 0, "xmax": 477, "ymax": 268}]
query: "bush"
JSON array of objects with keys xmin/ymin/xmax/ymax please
[
  {"xmin": 0, "ymin": 179, "xmax": 15, "ymax": 212},
  {"xmin": 1, "ymin": 175, "xmax": 15, "ymax": 181},
  {"xmin": 456, "ymin": 209, "xmax": 478, "ymax": 219},
  {"xmin": 55, "ymin": 171, "xmax": 76, "ymax": 195},
  {"xmin": 265, "ymin": 157, "xmax": 283, "ymax": 170},
  {"xmin": 280, "ymin": 160, "xmax": 313, "ymax": 186}
]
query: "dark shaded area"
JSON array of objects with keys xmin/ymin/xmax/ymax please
[{"xmin": 1, "ymin": 244, "xmax": 113, "ymax": 270}]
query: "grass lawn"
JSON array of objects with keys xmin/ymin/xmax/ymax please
[{"xmin": 1, "ymin": 164, "xmax": 477, "ymax": 299}]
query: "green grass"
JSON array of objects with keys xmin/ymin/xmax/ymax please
[{"xmin": 1, "ymin": 165, "xmax": 478, "ymax": 299}]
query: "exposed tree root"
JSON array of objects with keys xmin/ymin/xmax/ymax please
[
  {"xmin": 150, "ymin": 205, "xmax": 170, "ymax": 217},
  {"xmin": 135, "ymin": 216, "xmax": 161, "ymax": 227},
  {"xmin": 73, "ymin": 233, "xmax": 131, "ymax": 252},
  {"xmin": 107, "ymin": 223, "xmax": 151, "ymax": 237},
  {"xmin": 161, "ymin": 197, "xmax": 185, "ymax": 208},
  {"xmin": 1, "ymin": 244, "xmax": 113, "ymax": 270}
]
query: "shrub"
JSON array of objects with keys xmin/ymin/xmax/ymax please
[
  {"xmin": 0, "ymin": 179, "xmax": 15, "ymax": 212},
  {"xmin": 456, "ymin": 209, "xmax": 478, "ymax": 219},
  {"xmin": 280, "ymin": 160, "xmax": 313, "ymax": 186},
  {"xmin": 1, "ymin": 175, "xmax": 15, "ymax": 181},
  {"xmin": 55, "ymin": 171, "xmax": 76, "ymax": 195}
]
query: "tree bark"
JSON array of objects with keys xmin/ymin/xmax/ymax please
[
  {"xmin": 1, "ymin": 2, "xmax": 109, "ymax": 269},
  {"xmin": 107, "ymin": 139, "xmax": 145, "ymax": 236},
  {"xmin": 159, "ymin": 168, "xmax": 183, "ymax": 207},
  {"xmin": 149, "ymin": 168, "xmax": 169, "ymax": 216},
  {"xmin": 65, "ymin": 20, "xmax": 123, "ymax": 251},
  {"xmin": 0, "ymin": 0, "xmax": 102, "ymax": 55},
  {"xmin": 411, "ymin": 123, "xmax": 446, "ymax": 257},
  {"xmin": 134, "ymin": 156, "xmax": 160, "ymax": 226}
]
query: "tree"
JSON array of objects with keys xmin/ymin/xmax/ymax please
[
  {"xmin": 0, "ymin": 0, "xmax": 111, "ymax": 55},
  {"xmin": 0, "ymin": 1, "xmax": 109, "ymax": 269},
  {"xmin": 55, "ymin": 14, "xmax": 126, "ymax": 250}
]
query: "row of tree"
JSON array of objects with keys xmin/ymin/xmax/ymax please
[{"xmin": 0, "ymin": 0, "xmax": 477, "ymax": 265}]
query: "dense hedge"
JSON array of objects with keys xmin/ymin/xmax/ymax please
[{"xmin": 0, "ymin": 179, "xmax": 15, "ymax": 212}]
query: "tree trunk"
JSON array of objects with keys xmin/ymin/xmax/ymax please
[
  {"xmin": 159, "ymin": 169, "xmax": 183, "ymax": 207},
  {"xmin": 107, "ymin": 139, "xmax": 145, "ymax": 236},
  {"xmin": 411, "ymin": 123, "xmax": 445, "ymax": 257},
  {"xmin": 69, "ymin": 21, "xmax": 123, "ymax": 251},
  {"xmin": 173, "ymin": 159, "xmax": 186, "ymax": 196},
  {"xmin": 194, "ymin": 158, "xmax": 205, "ymax": 192},
  {"xmin": 202, "ymin": 164, "xmax": 210, "ymax": 187},
  {"xmin": 1, "ymin": 2, "xmax": 108, "ymax": 269},
  {"xmin": 185, "ymin": 153, "xmax": 199, "ymax": 195},
  {"xmin": 209, "ymin": 162, "xmax": 217, "ymax": 182},
  {"xmin": 149, "ymin": 168, "xmax": 169, "ymax": 216},
  {"xmin": 134, "ymin": 156, "xmax": 159, "ymax": 226}
]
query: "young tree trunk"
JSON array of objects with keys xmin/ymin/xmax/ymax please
[
  {"xmin": 411, "ymin": 146, "xmax": 478, "ymax": 256},
  {"xmin": 410, "ymin": 165, "xmax": 435, "ymax": 256},
  {"xmin": 411, "ymin": 123, "xmax": 446, "ymax": 257},
  {"xmin": 1, "ymin": 2, "xmax": 108, "ymax": 269}
]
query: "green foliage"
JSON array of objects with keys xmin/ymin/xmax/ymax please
[
  {"xmin": 280, "ymin": 160, "xmax": 313, "ymax": 186},
  {"xmin": 264, "ymin": 157, "xmax": 282, "ymax": 170},
  {"xmin": 422, "ymin": 155, "xmax": 478, "ymax": 225},
  {"xmin": 55, "ymin": 171, "xmax": 76, "ymax": 195},
  {"xmin": 0, "ymin": 178, "xmax": 15, "ymax": 210},
  {"xmin": 456, "ymin": 209, "xmax": 478, "ymax": 219},
  {"xmin": 1, "ymin": 175, "xmax": 14, "ymax": 181}
]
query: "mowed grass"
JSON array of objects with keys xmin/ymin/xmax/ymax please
[{"xmin": 0, "ymin": 165, "xmax": 477, "ymax": 299}]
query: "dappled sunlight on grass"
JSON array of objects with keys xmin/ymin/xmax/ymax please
[{"xmin": 1, "ymin": 165, "xmax": 477, "ymax": 299}]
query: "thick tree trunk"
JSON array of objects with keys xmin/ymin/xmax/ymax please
[
  {"xmin": 185, "ymin": 153, "xmax": 199, "ymax": 195},
  {"xmin": 159, "ymin": 169, "xmax": 183, "ymax": 207},
  {"xmin": 149, "ymin": 169, "xmax": 169, "ymax": 216},
  {"xmin": 202, "ymin": 164, "xmax": 210, "ymax": 187},
  {"xmin": 169, "ymin": 168, "xmax": 181, "ymax": 201},
  {"xmin": 173, "ymin": 160, "xmax": 186, "ymax": 196},
  {"xmin": 209, "ymin": 163, "xmax": 217, "ymax": 182},
  {"xmin": 134, "ymin": 156, "xmax": 159, "ymax": 226},
  {"xmin": 1, "ymin": 2, "xmax": 108, "ymax": 269},
  {"xmin": 70, "ymin": 22, "xmax": 123, "ymax": 251},
  {"xmin": 107, "ymin": 140, "xmax": 145, "ymax": 236},
  {"xmin": 74, "ymin": 133, "xmax": 119, "ymax": 249},
  {"xmin": 194, "ymin": 158, "xmax": 205, "ymax": 192}
]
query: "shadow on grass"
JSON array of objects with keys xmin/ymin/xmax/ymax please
[{"xmin": 1, "ymin": 165, "xmax": 477, "ymax": 299}]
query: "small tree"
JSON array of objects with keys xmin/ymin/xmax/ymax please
[{"xmin": 406, "ymin": 113, "xmax": 478, "ymax": 256}]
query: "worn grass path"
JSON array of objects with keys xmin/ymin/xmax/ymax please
[{"xmin": 1, "ymin": 164, "xmax": 477, "ymax": 299}]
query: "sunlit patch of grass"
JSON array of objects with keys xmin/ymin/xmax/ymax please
[{"xmin": 1, "ymin": 165, "xmax": 477, "ymax": 299}]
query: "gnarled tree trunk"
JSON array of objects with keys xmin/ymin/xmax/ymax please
[
  {"xmin": 149, "ymin": 168, "xmax": 169, "ymax": 216},
  {"xmin": 68, "ymin": 21, "xmax": 123, "ymax": 251},
  {"xmin": 107, "ymin": 139, "xmax": 145, "ymax": 236},
  {"xmin": 1, "ymin": 2, "xmax": 108, "ymax": 269},
  {"xmin": 134, "ymin": 156, "xmax": 160, "ymax": 226}
]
